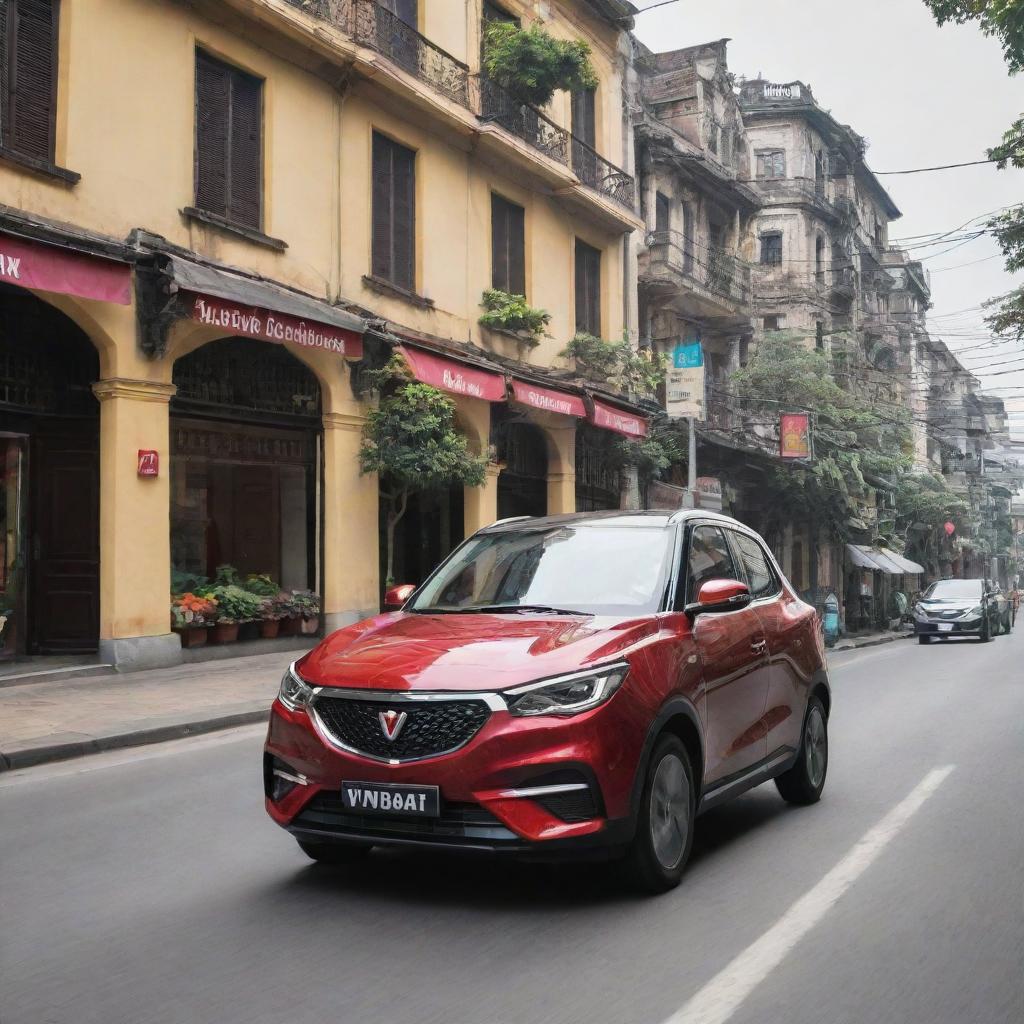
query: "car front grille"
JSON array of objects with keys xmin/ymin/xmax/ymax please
[
  {"xmin": 293, "ymin": 791, "xmax": 518, "ymax": 844},
  {"xmin": 311, "ymin": 694, "xmax": 491, "ymax": 762}
]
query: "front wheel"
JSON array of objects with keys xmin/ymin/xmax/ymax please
[
  {"xmin": 917, "ymin": 634, "xmax": 930, "ymax": 645},
  {"xmin": 775, "ymin": 697, "xmax": 828, "ymax": 805},
  {"xmin": 297, "ymin": 840, "xmax": 372, "ymax": 865},
  {"xmin": 625, "ymin": 736, "xmax": 695, "ymax": 893}
]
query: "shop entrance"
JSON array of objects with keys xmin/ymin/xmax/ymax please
[
  {"xmin": 575, "ymin": 423, "xmax": 620, "ymax": 512},
  {"xmin": 171, "ymin": 339, "xmax": 320, "ymax": 593},
  {"xmin": 495, "ymin": 416, "xmax": 548, "ymax": 520},
  {"xmin": 0, "ymin": 286, "xmax": 101, "ymax": 656}
]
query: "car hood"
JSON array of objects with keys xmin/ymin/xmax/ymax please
[
  {"xmin": 918, "ymin": 598, "xmax": 981, "ymax": 611},
  {"xmin": 297, "ymin": 611, "xmax": 661, "ymax": 692}
]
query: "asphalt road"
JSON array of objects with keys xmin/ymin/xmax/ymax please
[{"xmin": 2, "ymin": 632, "xmax": 1022, "ymax": 1024}]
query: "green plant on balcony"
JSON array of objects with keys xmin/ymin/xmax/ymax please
[
  {"xmin": 561, "ymin": 333, "xmax": 665, "ymax": 400},
  {"xmin": 482, "ymin": 21, "xmax": 597, "ymax": 107},
  {"xmin": 479, "ymin": 289, "xmax": 550, "ymax": 347}
]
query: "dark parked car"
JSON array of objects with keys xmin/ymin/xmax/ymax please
[
  {"xmin": 913, "ymin": 578, "xmax": 1002, "ymax": 643},
  {"xmin": 265, "ymin": 510, "xmax": 831, "ymax": 892}
]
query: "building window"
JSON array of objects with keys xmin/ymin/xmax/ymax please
[
  {"xmin": 761, "ymin": 233, "xmax": 783, "ymax": 265},
  {"xmin": 195, "ymin": 51, "xmax": 263, "ymax": 230},
  {"xmin": 654, "ymin": 192, "xmax": 670, "ymax": 234},
  {"xmin": 738, "ymin": 336, "xmax": 750, "ymax": 367},
  {"xmin": 380, "ymin": 0, "xmax": 417, "ymax": 28},
  {"xmin": 815, "ymin": 321, "xmax": 824, "ymax": 350},
  {"xmin": 491, "ymin": 193, "xmax": 525, "ymax": 296},
  {"xmin": 815, "ymin": 235, "xmax": 825, "ymax": 282},
  {"xmin": 756, "ymin": 150, "xmax": 786, "ymax": 179},
  {"xmin": 574, "ymin": 239, "xmax": 601, "ymax": 337},
  {"xmin": 682, "ymin": 202, "xmax": 695, "ymax": 272},
  {"xmin": 763, "ymin": 315, "xmax": 783, "ymax": 332},
  {"xmin": 371, "ymin": 131, "xmax": 416, "ymax": 292},
  {"xmin": 1, "ymin": 0, "xmax": 60, "ymax": 162},
  {"xmin": 571, "ymin": 87, "xmax": 596, "ymax": 149}
]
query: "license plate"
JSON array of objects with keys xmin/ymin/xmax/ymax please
[
  {"xmin": 937, "ymin": 623, "xmax": 954, "ymax": 632},
  {"xmin": 341, "ymin": 781, "xmax": 439, "ymax": 817}
]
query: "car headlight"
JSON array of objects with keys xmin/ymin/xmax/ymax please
[
  {"xmin": 505, "ymin": 663, "xmax": 629, "ymax": 717},
  {"xmin": 962, "ymin": 606, "xmax": 983, "ymax": 619},
  {"xmin": 279, "ymin": 662, "xmax": 314, "ymax": 711}
]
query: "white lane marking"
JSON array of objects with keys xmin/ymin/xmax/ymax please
[
  {"xmin": 0, "ymin": 724, "xmax": 265, "ymax": 788},
  {"xmin": 664, "ymin": 765, "xmax": 956, "ymax": 1024}
]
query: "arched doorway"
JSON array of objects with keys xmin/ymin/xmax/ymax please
[
  {"xmin": 0, "ymin": 285, "xmax": 101, "ymax": 655},
  {"xmin": 170, "ymin": 339, "xmax": 321, "ymax": 593},
  {"xmin": 495, "ymin": 413, "xmax": 548, "ymax": 520},
  {"xmin": 575, "ymin": 423, "xmax": 620, "ymax": 512}
]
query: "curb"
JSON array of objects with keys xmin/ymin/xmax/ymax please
[
  {"xmin": 831, "ymin": 633, "xmax": 914, "ymax": 652},
  {"xmin": 0, "ymin": 708, "xmax": 269, "ymax": 772}
]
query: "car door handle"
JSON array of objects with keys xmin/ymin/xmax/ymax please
[{"xmin": 751, "ymin": 639, "xmax": 768, "ymax": 655}]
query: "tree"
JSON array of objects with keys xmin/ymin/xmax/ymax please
[
  {"xmin": 359, "ymin": 358, "xmax": 488, "ymax": 585},
  {"xmin": 560, "ymin": 333, "xmax": 665, "ymax": 399},
  {"xmin": 923, "ymin": 1, "xmax": 1024, "ymax": 339},
  {"xmin": 731, "ymin": 334, "xmax": 914, "ymax": 544},
  {"xmin": 893, "ymin": 472, "xmax": 969, "ymax": 574}
]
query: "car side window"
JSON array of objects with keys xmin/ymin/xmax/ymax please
[
  {"xmin": 685, "ymin": 525, "xmax": 743, "ymax": 604},
  {"xmin": 730, "ymin": 531, "xmax": 780, "ymax": 600}
]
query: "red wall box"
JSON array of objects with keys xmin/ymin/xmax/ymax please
[{"xmin": 137, "ymin": 450, "xmax": 159, "ymax": 477}]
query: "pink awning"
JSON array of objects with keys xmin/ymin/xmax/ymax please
[
  {"xmin": 187, "ymin": 292, "xmax": 363, "ymax": 357},
  {"xmin": 511, "ymin": 379, "xmax": 585, "ymax": 418},
  {"xmin": 589, "ymin": 397, "xmax": 648, "ymax": 438},
  {"xmin": 400, "ymin": 346, "xmax": 506, "ymax": 401},
  {"xmin": 0, "ymin": 231, "xmax": 131, "ymax": 305}
]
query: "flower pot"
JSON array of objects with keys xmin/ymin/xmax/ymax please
[
  {"xmin": 260, "ymin": 618, "xmax": 281, "ymax": 639},
  {"xmin": 238, "ymin": 621, "xmax": 260, "ymax": 642},
  {"xmin": 176, "ymin": 625, "xmax": 209, "ymax": 648},
  {"xmin": 299, "ymin": 615, "xmax": 320, "ymax": 635},
  {"xmin": 210, "ymin": 622, "xmax": 239, "ymax": 644},
  {"xmin": 279, "ymin": 616, "xmax": 301, "ymax": 636}
]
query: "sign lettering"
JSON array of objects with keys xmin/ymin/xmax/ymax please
[
  {"xmin": 590, "ymin": 398, "xmax": 648, "ymax": 438},
  {"xmin": 511, "ymin": 380, "xmax": 585, "ymax": 418},
  {"xmin": 0, "ymin": 231, "xmax": 131, "ymax": 304}
]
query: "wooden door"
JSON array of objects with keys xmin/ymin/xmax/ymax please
[
  {"xmin": 231, "ymin": 465, "xmax": 280, "ymax": 581},
  {"xmin": 30, "ymin": 426, "xmax": 99, "ymax": 653}
]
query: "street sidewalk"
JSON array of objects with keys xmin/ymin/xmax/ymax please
[
  {"xmin": 831, "ymin": 628, "xmax": 914, "ymax": 652},
  {"xmin": 0, "ymin": 649, "xmax": 303, "ymax": 771}
]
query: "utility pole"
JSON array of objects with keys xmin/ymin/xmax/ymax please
[{"xmin": 685, "ymin": 415, "xmax": 697, "ymax": 508}]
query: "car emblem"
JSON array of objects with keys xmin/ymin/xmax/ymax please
[{"xmin": 378, "ymin": 709, "xmax": 408, "ymax": 742}]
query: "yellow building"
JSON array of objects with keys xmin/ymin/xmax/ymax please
[{"xmin": 0, "ymin": 0, "xmax": 643, "ymax": 669}]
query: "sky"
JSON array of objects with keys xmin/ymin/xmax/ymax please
[{"xmin": 632, "ymin": 0, "xmax": 1024, "ymax": 438}]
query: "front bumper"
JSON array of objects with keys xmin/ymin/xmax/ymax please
[
  {"xmin": 915, "ymin": 617, "xmax": 982, "ymax": 636},
  {"xmin": 264, "ymin": 688, "xmax": 646, "ymax": 856}
]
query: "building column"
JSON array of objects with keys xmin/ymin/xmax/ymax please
[
  {"xmin": 92, "ymin": 378, "xmax": 181, "ymax": 671},
  {"xmin": 464, "ymin": 463, "xmax": 500, "ymax": 535},
  {"xmin": 322, "ymin": 410, "xmax": 380, "ymax": 632},
  {"xmin": 546, "ymin": 423, "xmax": 577, "ymax": 514}
]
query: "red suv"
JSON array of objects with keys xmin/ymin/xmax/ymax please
[{"xmin": 264, "ymin": 511, "xmax": 830, "ymax": 891}]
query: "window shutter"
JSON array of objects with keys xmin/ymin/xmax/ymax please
[
  {"xmin": 371, "ymin": 132, "xmax": 416, "ymax": 291},
  {"xmin": 654, "ymin": 192, "xmax": 669, "ymax": 234},
  {"xmin": 391, "ymin": 141, "xmax": 415, "ymax": 291},
  {"xmin": 491, "ymin": 196, "xmax": 508, "ymax": 293},
  {"xmin": 571, "ymin": 88, "xmax": 596, "ymax": 149},
  {"xmin": 575, "ymin": 240, "xmax": 601, "ymax": 337},
  {"xmin": 195, "ymin": 52, "xmax": 230, "ymax": 218},
  {"xmin": 228, "ymin": 71, "xmax": 262, "ymax": 229},
  {"xmin": 507, "ymin": 200, "xmax": 525, "ymax": 296},
  {"xmin": 371, "ymin": 133, "xmax": 393, "ymax": 282},
  {"xmin": 491, "ymin": 195, "xmax": 525, "ymax": 296},
  {"xmin": 3, "ymin": 0, "xmax": 59, "ymax": 161}
]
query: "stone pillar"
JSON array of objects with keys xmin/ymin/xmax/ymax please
[
  {"xmin": 464, "ymin": 463, "xmax": 500, "ymax": 535},
  {"xmin": 322, "ymin": 410, "xmax": 380, "ymax": 632},
  {"xmin": 545, "ymin": 423, "xmax": 577, "ymax": 515},
  {"xmin": 92, "ymin": 378, "xmax": 181, "ymax": 671}
]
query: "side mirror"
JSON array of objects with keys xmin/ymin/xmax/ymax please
[
  {"xmin": 685, "ymin": 578, "xmax": 752, "ymax": 618},
  {"xmin": 383, "ymin": 583, "xmax": 416, "ymax": 612}
]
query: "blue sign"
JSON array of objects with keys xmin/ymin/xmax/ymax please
[{"xmin": 672, "ymin": 340, "xmax": 704, "ymax": 369}]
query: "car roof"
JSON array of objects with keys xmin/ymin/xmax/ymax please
[{"xmin": 479, "ymin": 509, "xmax": 750, "ymax": 534}]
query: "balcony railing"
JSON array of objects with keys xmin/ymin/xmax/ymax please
[
  {"xmin": 571, "ymin": 137, "xmax": 636, "ymax": 207},
  {"xmin": 479, "ymin": 76, "xmax": 568, "ymax": 164},
  {"xmin": 644, "ymin": 230, "xmax": 752, "ymax": 307}
]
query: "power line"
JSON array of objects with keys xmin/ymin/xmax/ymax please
[{"xmin": 874, "ymin": 155, "xmax": 1024, "ymax": 175}]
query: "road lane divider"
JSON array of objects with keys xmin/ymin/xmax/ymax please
[{"xmin": 662, "ymin": 764, "xmax": 956, "ymax": 1024}]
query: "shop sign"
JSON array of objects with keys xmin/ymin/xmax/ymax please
[
  {"xmin": 666, "ymin": 338, "xmax": 705, "ymax": 420},
  {"xmin": 400, "ymin": 347, "xmax": 506, "ymax": 401},
  {"xmin": 590, "ymin": 398, "xmax": 648, "ymax": 438},
  {"xmin": 187, "ymin": 293, "xmax": 363, "ymax": 357},
  {"xmin": 510, "ymin": 380, "xmax": 585, "ymax": 418},
  {"xmin": 780, "ymin": 413, "xmax": 811, "ymax": 459},
  {"xmin": 0, "ymin": 231, "xmax": 131, "ymax": 305},
  {"xmin": 137, "ymin": 450, "xmax": 159, "ymax": 477}
]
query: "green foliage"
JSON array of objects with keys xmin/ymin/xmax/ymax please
[
  {"xmin": 171, "ymin": 568, "xmax": 209, "ymax": 595},
  {"xmin": 208, "ymin": 585, "xmax": 264, "ymax": 624},
  {"xmin": 483, "ymin": 21, "xmax": 598, "ymax": 107},
  {"xmin": 985, "ymin": 284, "xmax": 1024, "ymax": 341},
  {"xmin": 894, "ymin": 473, "xmax": 969, "ymax": 571},
  {"xmin": 241, "ymin": 573, "xmax": 280, "ymax": 597},
  {"xmin": 732, "ymin": 335, "xmax": 913, "ymax": 541},
  {"xmin": 611, "ymin": 420, "xmax": 687, "ymax": 486},
  {"xmin": 923, "ymin": 0, "xmax": 1024, "ymax": 73},
  {"xmin": 289, "ymin": 589, "xmax": 321, "ymax": 618},
  {"xmin": 479, "ymin": 289, "xmax": 550, "ymax": 344},
  {"xmin": 561, "ymin": 333, "xmax": 666, "ymax": 399}
]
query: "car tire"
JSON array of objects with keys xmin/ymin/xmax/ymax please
[
  {"xmin": 917, "ymin": 634, "xmax": 929, "ymax": 645},
  {"xmin": 625, "ymin": 735, "xmax": 695, "ymax": 894},
  {"xmin": 775, "ymin": 696, "xmax": 828, "ymax": 806},
  {"xmin": 980, "ymin": 618, "xmax": 992, "ymax": 642},
  {"xmin": 297, "ymin": 840, "xmax": 372, "ymax": 865}
]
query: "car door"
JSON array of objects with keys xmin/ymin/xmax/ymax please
[
  {"xmin": 728, "ymin": 529, "xmax": 805, "ymax": 759},
  {"xmin": 683, "ymin": 524, "xmax": 770, "ymax": 785}
]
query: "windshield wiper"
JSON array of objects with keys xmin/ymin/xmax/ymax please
[{"xmin": 472, "ymin": 604, "xmax": 590, "ymax": 616}]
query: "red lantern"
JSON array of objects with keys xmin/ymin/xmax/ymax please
[{"xmin": 944, "ymin": 521, "xmax": 955, "ymax": 536}]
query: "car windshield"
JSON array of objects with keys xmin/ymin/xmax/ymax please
[
  {"xmin": 410, "ymin": 524, "xmax": 673, "ymax": 617},
  {"xmin": 923, "ymin": 579, "xmax": 983, "ymax": 600}
]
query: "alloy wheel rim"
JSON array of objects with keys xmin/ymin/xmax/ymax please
[
  {"xmin": 650, "ymin": 753, "xmax": 689, "ymax": 870},
  {"xmin": 805, "ymin": 707, "xmax": 827, "ymax": 788}
]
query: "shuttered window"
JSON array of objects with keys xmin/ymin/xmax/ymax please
[
  {"xmin": 571, "ymin": 87, "xmax": 596, "ymax": 148},
  {"xmin": 194, "ymin": 51, "xmax": 263, "ymax": 230},
  {"xmin": 654, "ymin": 192, "xmax": 670, "ymax": 234},
  {"xmin": 491, "ymin": 194, "xmax": 525, "ymax": 296},
  {"xmin": 0, "ymin": 0, "xmax": 60, "ymax": 162},
  {"xmin": 371, "ymin": 131, "xmax": 416, "ymax": 292},
  {"xmin": 574, "ymin": 239, "xmax": 601, "ymax": 338}
]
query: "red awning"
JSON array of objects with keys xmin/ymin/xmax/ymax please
[
  {"xmin": 400, "ymin": 346, "xmax": 506, "ymax": 401},
  {"xmin": 0, "ymin": 231, "xmax": 131, "ymax": 305},
  {"xmin": 187, "ymin": 292, "xmax": 363, "ymax": 357},
  {"xmin": 510, "ymin": 379, "xmax": 585, "ymax": 418},
  {"xmin": 589, "ymin": 397, "xmax": 648, "ymax": 438}
]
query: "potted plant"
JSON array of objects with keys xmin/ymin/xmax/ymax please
[
  {"xmin": 479, "ymin": 289, "xmax": 550, "ymax": 351},
  {"xmin": 258, "ymin": 593, "xmax": 289, "ymax": 639},
  {"xmin": 291, "ymin": 589, "xmax": 322, "ymax": 635},
  {"xmin": 171, "ymin": 592, "xmax": 218, "ymax": 648},
  {"xmin": 274, "ymin": 591, "xmax": 302, "ymax": 635},
  {"xmin": 208, "ymin": 585, "xmax": 263, "ymax": 644}
]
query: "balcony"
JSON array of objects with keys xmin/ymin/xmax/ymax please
[
  {"xmin": 479, "ymin": 76, "xmax": 568, "ymax": 165},
  {"xmin": 641, "ymin": 230, "xmax": 752, "ymax": 317},
  {"xmin": 756, "ymin": 176, "xmax": 842, "ymax": 219},
  {"xmin": 571, "ymin": 136, "xmax": 636, "ymax": 208}
]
